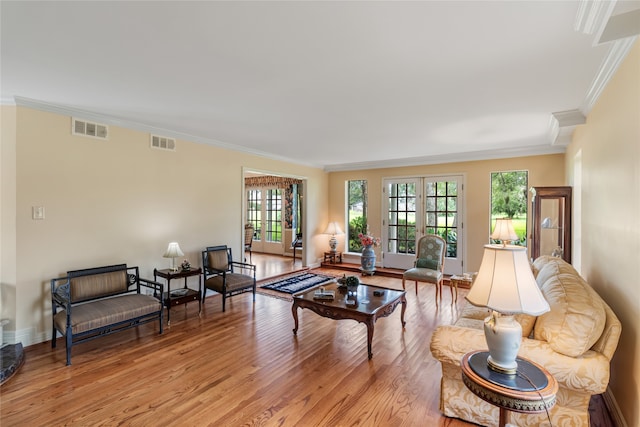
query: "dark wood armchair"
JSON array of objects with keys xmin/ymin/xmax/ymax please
[{"xmin": 201, "ymin": 245, "xmax": 256, "ymax": 312}]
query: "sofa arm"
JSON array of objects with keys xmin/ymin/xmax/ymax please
[
  {"xmin": 430, "ymin": 325, "xmax": 488, "ymax": 365},
  {"xmin": 518, "ymin": 338, "xmax": 611, "ymax": 395},
  {"xmin": 138, "ymin": 277, "xmax": 164, "ymax": 296},
  {"xmin": 430, "ymin": 325, "xmax": 611, "ymax": 395}
]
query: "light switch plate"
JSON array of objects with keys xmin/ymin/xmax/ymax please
[{"xmin": 32, "ymin": 206, "xmax": 45, "ymax": 220}]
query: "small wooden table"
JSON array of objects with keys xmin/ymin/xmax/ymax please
[
  {"xmin": 461, "ymin": 351, "xmax": 558, "ymax": 427},
  {"xmin": 292, "ymin": 282, "xmax": 406, "ymax": 359},
  {"xmin": 449, "ymin": 274, "xmax": 474, "ymax": 302},
  {"xmin": 154, "ymin": 267, "xmax": 202, "ymax": 325},
  {"xmin": 323, "ymin": 251, "xmax": 342, "ymax": 264}
]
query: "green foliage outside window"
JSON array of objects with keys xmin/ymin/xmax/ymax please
[
  {"xmin": 491, "ymin": 171, "xmax": 528, "ymax": 245},
  {"xmin": 348, "ymin": 180, "xmax": 367, "ymax": 252},
  {"xmin": 349, "ymin": 215, "xmax": 367, "ymax": 252}
]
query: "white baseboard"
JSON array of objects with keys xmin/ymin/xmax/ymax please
[
  {"xmin": 3, "ymin": 327, "xmax": 46, "ymax": 347},
  {"xmin": 604, "ymin": 387, "xmax": 628, "ymax": 427}
]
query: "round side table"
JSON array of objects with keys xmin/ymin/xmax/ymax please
[{"xmin": 461, "ymin": 350, "xmax": 558, "ymax": 427}]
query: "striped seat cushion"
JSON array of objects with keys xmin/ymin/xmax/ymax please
[
  {"xmin": 54, "ymin": 294, "xmax": 161, "ymax": 335},
  {"xmin": 205, "ymin": 273, "xmax": 254, "ymax": 293}
]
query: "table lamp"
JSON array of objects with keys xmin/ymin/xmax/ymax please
[
  {"xmin": 163, "ymin": 242, "xmax": 184, "ymax": 271},
  {"xmin": 466, "ymin": 243, "xmax": 549, "ymax": 374},
  {"xmin": 323, "ymin": 222, "xmax": 344, "ymax": 253},
  {"xmin": 491, "ymin": 217, "xmax": 518, "ymax": 244}
]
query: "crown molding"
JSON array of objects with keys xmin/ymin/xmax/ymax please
[
  {"xmin": 553, "ymin": 109, "xmax": 587, "ymax": 127},
  {"xmin": 7, "ymin": 97, "xmax": 576, "ymax": 173},
  {"xmin": 1, "ymin": 97, "xmax": 17, "ymax": 106},
  {"xmin": 581, "ymin": 36, "xmax": 637, "ymax": 115},
  {"xmin": 551, "ymin": 110, "xmax": 587, "ymax": 147},
  {"xmin": 13, "ymin": 96, "xmax": 324, "ymax": 169},
  {"xmin": 577, "ymin": 0, "xmax": 639, "ymax": 115},
  {"xmin": 547, "ymin": 109, "xmax": 586, "ymax": 146},
  {"xmin": 574, "ymin": 0, "xmax": 616, "ymax": 38},
  {"xmin": 323, "ymin": 145, "xmax": 567, "ymax": 172}
]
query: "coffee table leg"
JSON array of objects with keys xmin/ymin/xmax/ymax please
[
  {"xmin": 366, "ymin": 319, "xmax": 374, "ymax": 359},
  {"xmin": 292, "ymin": 302, "xmax": 299, "ymax": 335},
  {"xmin": 400, "ymin": 295, "xmax": 407, "ymax": 327}
]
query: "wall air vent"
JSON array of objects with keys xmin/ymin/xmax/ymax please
[
  {"xmin": 72, "ymin": 118, "xmax": 109, "ymax": 140},
  {"xmin": 150, "ymin": 134, "xmax": 176, "ymax": 151}
]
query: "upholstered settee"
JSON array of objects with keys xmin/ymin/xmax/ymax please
[
  {"xmin": 51, "ymin": 264, "xmax": 164, "ymax": 365},
  {"xmin": 430, "ymin": 256, "xmax": 621, "ymax": 427}
]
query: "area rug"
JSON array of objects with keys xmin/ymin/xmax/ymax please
[{"xmin": 259, "ymin": 271, "xmax": 335, "ymax": 295}]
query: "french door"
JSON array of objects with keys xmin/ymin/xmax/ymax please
[
  {"xmin": 382, "ymin": 176, "xmax": 464, "ymax": 275},
  {"xmin": 246, "ymin": 188, "xmax": 284, "ymax": 254}
]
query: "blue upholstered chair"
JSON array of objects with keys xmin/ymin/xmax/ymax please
[{"xmin": 402, "ymin": 234, "xmax": 446, "ymax": 304}]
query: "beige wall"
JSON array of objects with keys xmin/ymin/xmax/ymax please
[
  {"xmin": 328, "ymin": 155, "xmax": 565, "ymax": 272},
  {"xmin": 566, "ymin": 40, "xmax": 640, "ymax": 427},
  {"xmin": 1, "ymin": 106, "xmax": 18, "ymax": 329},
  {"xmin": 2, "ymin": 106, "xmax": 328, "ymax": 344}
]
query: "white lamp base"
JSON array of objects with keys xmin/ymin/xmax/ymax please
[
  {"xmin": 329, "ymin": 235, "xmax": 337, "ymax": 252},
  {"xmin": 483, "ymin": 312, "xmax": 522, "ymax": 375}
]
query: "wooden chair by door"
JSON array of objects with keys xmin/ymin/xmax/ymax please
[
  {"xmin": 244, "ymin": 223, "xmax": 254, "ymax": 262},
  {"xmin": 291, "ymin": 233, "xmax": 302, "ymax": 263},
  {"xmin": 402, "ymin": 234, "xmax": 446, "ymax": 305}
]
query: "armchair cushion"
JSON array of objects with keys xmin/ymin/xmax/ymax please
[
  {"xmin": 416, "ymin": 258, "xmax": 439, "ymax": 270},
  {"xmin": 403, "ymin": 268, "xmax": 442, "ymax": 283},
  {"xmin": 205, "ymin": 273, "xmax": 254, "ymax": 293}
]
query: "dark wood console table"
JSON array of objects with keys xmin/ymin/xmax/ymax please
[{"xmin": 154, "ymin": 267, "xmax": 202, "ymax": 325}]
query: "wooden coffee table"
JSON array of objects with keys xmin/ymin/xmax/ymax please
[{"xmin": 292, "ymin": 282, "xmax": 406, "ymax": 359}]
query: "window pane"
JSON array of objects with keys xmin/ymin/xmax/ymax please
[
  {"xmin": 387, "ymin": 182, "xmax": 417, "ymax": 254},
  {"xmin": 265, "ymin": 189, "xmax": 282, "ymax": 243},
  {"xmin": 247, "ymin": 190, "xmax": 262, "ymax": 241},
  {"xmin": 348, "ymin": 180, "xmax": 367, "ymax": 252},
  {"xmin": 490, "ymin": 171, "xmax": 528, "ymax": 246}
]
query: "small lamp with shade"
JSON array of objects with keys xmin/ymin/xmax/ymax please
[
  {"xmin": 323, "ymin": 222, "xmax": 344, "ymax": 253},
  {"xmin": 466, "ymin": 218, "xmax": 549, "ymax": 374},
  {"xmin": 163, "ymin": 242, "xmax": 184, "ymax": 272}
]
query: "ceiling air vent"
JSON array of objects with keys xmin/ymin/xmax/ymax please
[
  {"xmin": 72, "ymin": 118, "xmax": 108, "ymax": 140},
  {"xmin": 150, "ymin": 134, "xmax": 176, "ymax": 151}
]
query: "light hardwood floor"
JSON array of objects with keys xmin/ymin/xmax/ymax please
[{"xmin": 0, "ymin": 254, "xmax": 613, "ymax": 426}]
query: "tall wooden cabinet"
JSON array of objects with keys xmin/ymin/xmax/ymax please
[{"xmin": 530, "ymin": 186, "xmax": 572, "ymax": 263}]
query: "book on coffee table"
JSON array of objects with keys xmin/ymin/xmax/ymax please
[{"xmin": 313, "ymin": 290, "xmax": 335, "ymax": 300}]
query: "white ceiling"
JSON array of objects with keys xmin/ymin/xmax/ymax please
[{"xmin": 2, "ymin": 1, "xmax": 639, "ymax": 171}]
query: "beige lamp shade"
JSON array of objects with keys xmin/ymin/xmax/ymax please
[
  {"xmin": 466, "ymin": 244, "xmax": 549, "ymax": 315},
  {"xmin": 490, "ymin": 218, "xmax": 518, "ymax": 242},
  {"xmin": 323, "ymin": 222, "xmax": 344, "ymax": 236},
  {"xmin": 163, "ymin": 242, "xmax": 184, "ymax": 258}
]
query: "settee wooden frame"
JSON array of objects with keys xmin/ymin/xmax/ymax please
[{"xmin": 51, "ymin": 264, "xmax": 164, "ymax": 365}]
